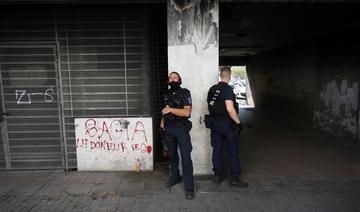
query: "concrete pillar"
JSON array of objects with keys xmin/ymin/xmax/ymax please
[{"xmin": 167, "ymin": 0, "xmax": 219, "ymax": 175}]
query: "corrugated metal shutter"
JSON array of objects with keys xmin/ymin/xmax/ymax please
[
  {"xmin": 0, "ymin": 45, "xmax": 63, "ymax": 169},
  {"xmin": 56, "ymin": 7, "xmax": 152, "ymax": 169},
  {"xmin": 0, "ymin": 5, "xmax": 164, "ymax": 170}
]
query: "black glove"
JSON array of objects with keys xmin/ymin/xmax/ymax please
[
  {"xmin": 232, "ymin": 122, "xmax": 244, "ymax": 139},
  {"xmin": 235, "ymin": 122, "xmax": 244, "ymax": 132}
]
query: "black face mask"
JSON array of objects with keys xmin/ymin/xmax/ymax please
[{"xmin": 168, "ymin": 81, "xmax": 181, "ymax": 92}]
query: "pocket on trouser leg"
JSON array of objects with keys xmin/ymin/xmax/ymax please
[{"xmin": 184, "ymin": 132, "xmax": 193, "ymax": 152}]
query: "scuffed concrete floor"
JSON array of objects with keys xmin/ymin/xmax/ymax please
[
  {"xmin": 0, "ymin": 109, "xmax": 359, "ymax": 211},
  {"xmin": 239, "ymin": 109, "xmax": 360, "ymax": 181}
]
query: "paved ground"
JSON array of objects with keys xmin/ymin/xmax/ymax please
[
  {"xmin": 1, "ymin": 170, "xmax": 359, "ymax": 212},
  {"xmin": 1, "ymin": 110, "xmax": 360, "ymax": 211}
]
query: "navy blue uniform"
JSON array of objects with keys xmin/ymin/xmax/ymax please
[
  {"xmin": 163, "ymin": 88, "xmax": 194, "ymax": 192},
  {"xmin": 207, "ymin": 82, "xmax": 241, "ymax": 177}
]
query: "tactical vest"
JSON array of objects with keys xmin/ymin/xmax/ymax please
[
  {"xmin": 163, "ymin": 88, "xmax": 188, "ymax": 126},
  {"xmin": 207, "ymin": 83, "xmax": 238, "ymax": 116}
]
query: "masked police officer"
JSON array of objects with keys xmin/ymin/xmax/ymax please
[
  {"xmin": 160, "ymin": 71, "xmax": 195, "ymax": 200},
  {"xmin": 207, "ymin": 66, "xmax": 248, "ymax": 187}
]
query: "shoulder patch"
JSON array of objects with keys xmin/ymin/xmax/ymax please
[{"xmin": 187, "ymin": 96, "xmax": 192, "ymax": 104}]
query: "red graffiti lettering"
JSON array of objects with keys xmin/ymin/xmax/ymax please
[
  {"xmin": 85, "ymin": 119, "xmax": 97, "ymax": 138},
  {"xmin": 110, "ymin": 119, "xmax": 129, "ymax": 141},
  {"xmin": 107, "ymin": 142, "xmax": 113, "ymax": 151},
  {"xmin": 121, "ymin": 142, "xmax": 129, "ymax": 153},
  {"xmin": 91, "ymin": 141, "xmax": 103, "ymax": 150},
  {"xmin": 76, "ymin": 138, "xmax": 88, "ymax": 148},
  {"xmin": 99, "ymin": 141, "xmax": 105, "ymax": 149},
  {"xmin": 90, "ymin": 141, "xmax": 97, "ymax": 150},
  {"xmin": 82, "ymin": 138, "xmax": 88, "ymax": 148},
  {"xmin": 99, "ymin": 121, "xmax": 112, "ymax": 141},
  {"xmin": 131, "ymin": 121, "xmax": 147, "ymax": 142},
  {"xmin": 132, "ymin": 143, "xmax": 140, "ymax": 151},
  {"xmin": 81, "ymin": 119, "xmax": 153, "ymax": 155},
  {"xmin": 76, "ymin": 138, "xmax": 80, "ymax": 148},
  {"xmin": 110, "ymin": 142, "xmax": 120, "ymax": 151},
  {"xmin": 89, "ymin": 140, "xmax": 121, "ymax": 152}
]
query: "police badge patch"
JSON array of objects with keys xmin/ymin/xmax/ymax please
[{"xmin": 187, "ymin": 96, "xmax": 192, "ymax": 104}]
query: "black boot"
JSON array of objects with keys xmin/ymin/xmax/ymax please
[
  {"xmin": 185, "ymin": 191, "xmax": 195, "ymax": 200},
  {"xmin": 213, "ymin": 174, "xmax": 223, "ymax": 185},
  {"xmin": 165, "ymin": 177, "xmax": 181, "ymax": 188},
  {"xmin": 230, "ymin": 176, "xmax": 248, "ymax": 188}
]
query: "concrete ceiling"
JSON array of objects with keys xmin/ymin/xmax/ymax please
[
  {"xmin": 2, "ymin": 0, "xmax": 360, "ymax": 58},
  {"xmin": 219, "ymin": 2, "xmax": 360, "ymax": 57}
]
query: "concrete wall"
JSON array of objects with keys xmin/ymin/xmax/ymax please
[
  {"xmin": 247, "ymin": 41, "xmax": 317, "ymax": 124},
  {"xmin": 314, "ymin": 29, "xmax": 360, "ymax": 139},
  {"xmin": 247, "ymin": 28, "xmax": 360, "ymax": 141},
  {"xmin": 167, "ymin": 0, "xmax": 219, "ymax": 174}
]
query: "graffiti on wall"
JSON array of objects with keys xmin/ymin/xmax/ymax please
[
  {"xmin": 314, "ymin": 80, "xmax": 359, "ymax": 136},
  {"xmin": 167, "ymin": 0, "xmax": 218, "ymax": 55},
  {"xmin": 15, "ymin": 87, "xmax": 54, "ymax": 104},
  {"xmin": 75, "ymin": 117, "xmax": 153, "ymax": 171}
]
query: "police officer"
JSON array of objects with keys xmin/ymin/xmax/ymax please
[
  {"xmin": 160, "ymin": 71, "xmax": 195, "ymax": 200},
  {"xmin": 207, "ymin": 66, "xmax": 248, "ymax": 187}
]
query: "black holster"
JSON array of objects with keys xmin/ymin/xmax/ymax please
[{"xmin": 204, "ymin": 114, "xmax": 212, "ymax": 128}]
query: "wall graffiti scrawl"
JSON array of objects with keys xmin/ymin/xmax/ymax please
[
  {"xmin": 75, "ymin": 117, "xmax": 153, "ymax": 171},
  {"xmin": 168, "ymin": 0, "xmax": 218, "ymax": 55},
  {"xmin": 314, "ymin": 80, "xmax": 359, "ymax": 137}
]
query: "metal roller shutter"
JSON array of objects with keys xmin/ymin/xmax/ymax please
[
  {"xmin": 0, "ymin": 5, "xmax": 156, "ymax": 170},
  {"xmin": 0, "ymin": 45, "xmax": 63, "ymax": 169},
  {"xmin": 56, "ymin": 7, "xmax": 151, "ymax": 169}
]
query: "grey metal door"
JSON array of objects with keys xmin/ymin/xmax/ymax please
[{"xmin": 0, "ymin": 45, "xmax": 64, "ymax": 169}]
